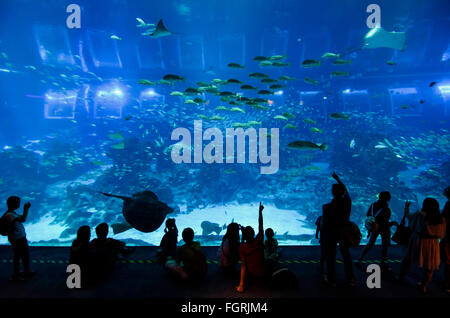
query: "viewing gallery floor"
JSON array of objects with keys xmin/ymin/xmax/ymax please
[{"xmin": 0, "ymin": 245, "xmax": 448, "ymax": 299}]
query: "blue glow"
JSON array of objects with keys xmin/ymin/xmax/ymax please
[
  {"xmin": 438, "ymin": 85, "xmax": 450, "ymax": 94},
  {"xmin": 389, "ymin": 87, "xmax": 418, "ymax": 95},
  {"xmin": 342, "ymin": 89, "xmax": 368, "ymax": 95},
  {"xmin": 142, "ymin": 88, "xmax": 158, "ymax": 97}
]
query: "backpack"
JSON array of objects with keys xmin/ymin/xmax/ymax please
[
  {"xmin": 0, "ymin": 212, "xmax": 11, "ymax": 236},
  {"xmin": 365, "ymin": 203, "xmax": 382, "ymax": 233},
  {"xmin": 391, "ymin": 214, "xmax": 412, "ymax": 246},
  {"xmin": 340, "ymin": 221, "xmax": 362, "ymax": 247}
]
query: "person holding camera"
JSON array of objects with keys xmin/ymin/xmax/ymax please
[{"xmin": 1, "ymin": 196, "xmax": 35, "ymax": 281}]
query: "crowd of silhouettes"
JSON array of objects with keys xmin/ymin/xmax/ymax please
[{"xmin": 1, "ymin": 177, "xmax": 448, "ymax": 294}]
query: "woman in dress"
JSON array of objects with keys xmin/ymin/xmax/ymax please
[{"xmin": 398, "ymin": 198, "xmax": 446, "ymax": 293}]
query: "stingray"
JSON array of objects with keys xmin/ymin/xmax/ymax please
[
  {"xmin": 339, "ymin": 26, "xmax": 407, "ymax": 57},
  {"xmin": 362, "ymin": 26, "xmax": 406, "ymax": 50},
  {"xmin": 149, "ymin": 19, "xmax": 173, "ymax": 38},
  {"xmin": 100, "ymin": 191, "xmax": 173, "ymax": 234}
]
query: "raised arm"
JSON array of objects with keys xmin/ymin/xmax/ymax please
[
  {"xmin": 332, "ymin": 172, "xmax": 350, "ymax": 199},
  {"xmin": 258, "ymin": 202, "xmax": 264, "ymax": 235},
  {"xmin": 16, "ymin": 202, "xmax": 31, "ymax": 222},
  {"xmin": 404, "ymin": 200, "xmax": 411, "ymax": 218}
]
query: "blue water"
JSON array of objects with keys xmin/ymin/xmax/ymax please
[{"xmin": 0, "ymin": 0, "xmax": 449, "ymax": 246}]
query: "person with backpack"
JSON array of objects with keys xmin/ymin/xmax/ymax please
[
  {"xmin": 165, "ymin": 227, "xmax": 207, "ymax": 281},
  {"xmin": 321, "ymin": 172, "xmax": 355, "ymax": 288},
  {"xmin": 357, "ymin": 191, "xmax": 398, "ymax": 271},
  {"xmin": 0, "ymin": 196, "xmax": 35, "ymax": 281},
  {"xmin": 237, "ymin": 202, "xmax": 265, "ymax": 293}
]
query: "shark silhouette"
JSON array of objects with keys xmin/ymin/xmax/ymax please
[{"xmin": 149, "ymin": 19, "xmax": 173, "ymax": 38}]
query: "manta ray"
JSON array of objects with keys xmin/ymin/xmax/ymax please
[
  {"xmin": 339, "ymin": 26, "xmax": 407, "ymax": 57},
  {"xmin": 363, "ymin": 26, "xmax": 406, "ymax": 51},
  {"xmin": 100, "ymin": 191, "xmax": 173, "ymax": 234},
  {"xmin": 149, "ymin": 19, "xmax": 173, "ymax": 38}
]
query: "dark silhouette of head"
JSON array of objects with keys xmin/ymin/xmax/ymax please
[
  {"xmin": 223, "ymin": 222, "xmax": 240, "ymax": 243},
  {"xmin": 242, "ymin": 226, "xmax": 255, "ymax": 243},
  {"xmin": 331, "ymin": 183, "xmax": 345, "ymax": 198},
  {"xmin": 7, "ymin": 196, "xmax": 20, "ymax": 211},
  {"xmin": 182, "ymin": 227, "xmax": 194, "ymax": 244},
  {"xmin": 77, "ymin": 225, "xmax": 91, "ymax": 244},
  {"xmin": 95, "ymin": 223, "xmax": 109, "ymax": 240},
  {"xmin": 444, "ymin": 186, "xmax": 450, "ymax": 199},
  {"xmin": 379, "ymin": 191, "xmax": 391, "ymax": 203},
  {"xmin": 422, "ymin": 197, "xmax": 442, "ymax": 226},
  {"xmin": 265, "ymin": 228, "xmax": 274, "ymax": 239},
  {"xmin": 165, "ymin": 218, "xmax": 176, "ymax": 233}
]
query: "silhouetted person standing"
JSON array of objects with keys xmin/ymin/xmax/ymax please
[
  {"xmin": 440, "ymin": 186, "xmax": 450, "ymax": 293},
  {"xmin": 321, "ymin": 172, "xmax": 355, "ymax": 287},
  {"xmin": 358, "ymin": 191, "xmax": 397, "ymax": 270},
  {"xmin": 3, "ymin": 196, "xmax": 34, "ymax": 281},
  {"xmin": 398, "ymin": 198, "xmax": 446, "ymax": 294}
]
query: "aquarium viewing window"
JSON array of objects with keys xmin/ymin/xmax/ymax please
[
  {"xmin": 93, "ymin": 85, "xmax": 126, "ymax": 119},
  {"xmin": 44, "ymin": 90, "xmax": 78, "ymax": 119},
  {"xmin": 34, "ymin": 25, "xmax": 75, "ymax": 65},
  {"xmin": 0, "ymin": 0, "xmax": 448, "ymax": 255}
]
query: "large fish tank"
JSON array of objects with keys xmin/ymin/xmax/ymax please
[{"xmin": 0, "ymin": 0, "xmax": 448, "ymax": 246}]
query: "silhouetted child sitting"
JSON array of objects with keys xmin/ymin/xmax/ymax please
[
  {"xmin": 237, "ymin": 203, "xmax": 265, "ymax": 293},
  {"xmin": 69, "ymin": 225, "xmax": 92, "ymax": 286},
  {"xmin": 264, "ymin": 228, "xmax": 279, "ymax": 271},
  {"xmin": 218, "ymin": 222, "xmax": 241, "ymax": 273},
  {"xmin": 158, "ymin": 218, "xmax": 178, "ymax": 263},
  {"xmin": 90, "ymin": 223, "xmax": 132, "ymax": 281},
  {"xmin": 165, "ymin": 227, "xmax": 207, "ymax": 282},
  {"xmin": 1, "ymin": 196, "xmax": 35, "ymax": 281}
]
